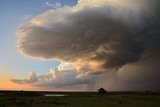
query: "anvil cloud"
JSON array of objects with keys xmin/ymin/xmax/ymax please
[{"xmin": 14, "ymin": 0, "xmax": 160, "ymax": 90}]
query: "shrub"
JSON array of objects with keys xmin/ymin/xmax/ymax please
[{"xmin": 97, "ymin": 88, "xmax": 107, "ymax": 94}]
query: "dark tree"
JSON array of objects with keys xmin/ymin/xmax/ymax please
[{"xmin": 97, "ymin": 88, "xmax": 107, "ymax": 94}]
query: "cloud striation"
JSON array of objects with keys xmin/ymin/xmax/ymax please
[{"xmin": 13, "ymin": 0, "xmax": 160, "ymax": 90}]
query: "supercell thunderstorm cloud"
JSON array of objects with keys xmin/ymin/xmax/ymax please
[{"xmin": 12, "ymin": 0, "xmax": 160, "ymax": 91}]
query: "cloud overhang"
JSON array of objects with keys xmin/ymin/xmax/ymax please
[{"xmin": 13, "ymin": 0, "xmax": 160, "ymax": 90}]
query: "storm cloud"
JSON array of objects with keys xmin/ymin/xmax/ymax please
[
  {"xmin": 17, "ymin": 0, "xmax": 145, "ymax": 70},
  {"xmin": 14, "ymin": 0, "xmax": 160, "ymax": 90}
]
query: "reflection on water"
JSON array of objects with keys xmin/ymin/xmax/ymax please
[{"xmin": 44, "ymin": 94, "xmax": 67, "ymax": 97}]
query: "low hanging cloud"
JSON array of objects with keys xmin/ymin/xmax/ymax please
[
  {"xmin": 14, "ymin": 0, "xmax": 160, "ymax": 90},
  {"xmin": 11, "ymin": 63, "xmax": 92, "ymax": 88}
]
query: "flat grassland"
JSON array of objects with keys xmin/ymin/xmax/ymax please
[{"xmin": 0, "ymin": 91, "xmax": 160, "ymax": 107}]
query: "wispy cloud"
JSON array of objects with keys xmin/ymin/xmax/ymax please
[{"xmin": 44, "ymin": 1, "xmax": 64, "ymax": 9}]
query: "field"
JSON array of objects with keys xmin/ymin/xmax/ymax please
[{"xmin": 0, "ymin": 91, "xmax": 160, "ymax": 107}]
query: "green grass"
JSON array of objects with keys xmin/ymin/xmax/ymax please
[{"xmin": 0, "ymin": 91, "xmax": 160, "ymax": 107}]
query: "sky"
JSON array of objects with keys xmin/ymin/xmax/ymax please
[
  {"xmin": 0, "ymin": 0, "xmax": 160, "ymax": 91},
  {"xmin": 0, "ymin": 0, "xmax": 76, "ymax": 90}
]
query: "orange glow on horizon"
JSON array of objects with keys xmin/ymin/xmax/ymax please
[{"xmin": 0, "ymin": 77, "xmax": 37, "ymax": 91}]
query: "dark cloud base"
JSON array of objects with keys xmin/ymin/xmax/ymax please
[{"xmin": 14, "ymin": 0, "xmax": 160, "ymax": 90}]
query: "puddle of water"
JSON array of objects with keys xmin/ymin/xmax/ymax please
[{"xmin": 44, "ymin": 94, "xmax": 67, "ymax": 97}]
